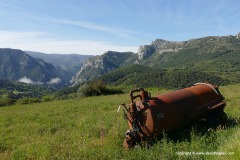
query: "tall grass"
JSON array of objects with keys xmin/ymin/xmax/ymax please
[{"xmin": 0, "ymin": 85, "xmax": 239, "ymax": 159}]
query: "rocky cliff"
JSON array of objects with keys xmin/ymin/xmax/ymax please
[
  {"xmin": 70, "ymin": 51, "xmax": 136, "ymax": 85},
  {"xmin": 138, "ymin": 33, "xmax": 240, "ymax": 62},
  {"xmin": 138, "ymin": 39, "xmax": 186, "ymax": 61}
]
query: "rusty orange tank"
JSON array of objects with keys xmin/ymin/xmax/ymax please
[{"xmin": 120, "ymin": 82, "xmax": 227, "ymax": 149}]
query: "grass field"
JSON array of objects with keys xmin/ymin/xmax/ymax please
[{"xmin": 0, "ymin": 85, "xmax": 240, "ymax": 159}]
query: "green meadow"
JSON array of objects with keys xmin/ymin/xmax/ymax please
[{"xmin": 0, "ymin": 85, "xmax": 240, "ymax": 160}]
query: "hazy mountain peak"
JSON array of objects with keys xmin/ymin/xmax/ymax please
[{"xmin": 0, "ymin": 48, "xmax": 72, "ymax": 88}]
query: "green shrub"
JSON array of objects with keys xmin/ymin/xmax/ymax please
[
  {"xmin": 42, "ymin": 95, "xmax": 54, "ymax": 102},
  {"xmin": 0, "ymin": 96, "xmax": 14, "ymax": 107},
  {"xmin": 17, "ymin": 97, "xmax": 41, "ymax": 104},
  {"xmin": 77, "ymin": 81, "xmax": 123, "ymax": 97}
]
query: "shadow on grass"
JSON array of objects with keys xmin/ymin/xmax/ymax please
[{"xmin": 146, "ymin": 116, "xmax": 239, "ymax": 147}]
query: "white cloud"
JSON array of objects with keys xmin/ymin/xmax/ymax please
[
  {"xmin": 18, "ymin": 76, "xmax": 43, "ymax": 84},
  {"xmin": 18, "ymin": 76, "xmax": 34, "ymax": 84},
  {"xmin": 48, "ymin": 77, "xmax": 61, "ymax": 84},
  {"xmin": 0, "ymin": 30, "xmax": 138, "ymax": 55},
  {"xmin": 53, "ymin": 19, "xmax": 136, "ymax": 40},
  {"xmin": 0, "ymin": 30, "xmax": 45, "ymax": 42}
]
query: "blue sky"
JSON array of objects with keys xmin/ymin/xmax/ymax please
[{"xmin": 0, "ymin": 0, "xmax": 239, "ymax": 55}]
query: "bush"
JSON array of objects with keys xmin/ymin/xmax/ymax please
[
  {"xmin": 18, "ymin": 97, "xmax": 41, "ymax": 104},
  {"xmin": 77, "ymin": 81, "xmax": 123, "ymax": 97},
  {"xmin": 42, "ymin": 95, "xmax": 54, "ymax": 102},
  {"xmin": 0, "ymin": 96, "xmax": 14, "ymax": 107}
]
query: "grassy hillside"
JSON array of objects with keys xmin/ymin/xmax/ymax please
[
  {"xmin": 96, "ymin": 64, "xmax": 230, "ymax": 89},
  {"xmin": 0, "ymin": 84, "xmax": 240, "ymax": 159}
]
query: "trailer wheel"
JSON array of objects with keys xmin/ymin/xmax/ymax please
[
  {"xmin": 206, "ymin": 110, "xmax": 227, "ymax": 127},
  {"xmin": 123, "ymin": 136, "xmax": 135, "ymax": 150},
  {"xmin": 218, "ymin": 111, "xmax": 228, "ymax": 126}
]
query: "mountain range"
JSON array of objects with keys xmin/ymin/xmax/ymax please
[
  {"xmin": 0, "ymin": 48, "xmax": 72, "ymax": 88},
  {"xmin": 71, "ymin": 33, "xmax": 240, "ymax": 88},
  {"xmin": 1, "ymin": 33, "xmax": 240, "ymax": 89},
  {"xmin": 25, "ymin": 51, "xmax": 91, "ymax": 75}
]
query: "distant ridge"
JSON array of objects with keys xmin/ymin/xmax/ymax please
[
  {"xmin": 25, "ymin": 51, "xmax": 92, "ymax": 75},
  {"xmin": 0, "ymin": 48, "xmax": 72, "ymax": 88}
]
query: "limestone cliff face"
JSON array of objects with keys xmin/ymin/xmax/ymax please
[
  {"xmin": 70, "ymin": 51, "xmax": 136, "ymax": 85},
  {"xmin": 137, "ymin": 33, "xmax": 240, "ymax": 61},
  {"xmin": 138, "ymin": 45, "xmax": 155, "ymax": 61},
  {"xmin": 138, "ymin": 39, "xmax": 185, "ymax": 61},
  {"xmin": 70, "ymin": 56, "xmax": 105, "ymax": 84}
]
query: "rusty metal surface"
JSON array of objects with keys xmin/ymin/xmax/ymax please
[{"xmin": 122, "ymin": 82, "xmax": 226, "ymax": 149}]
